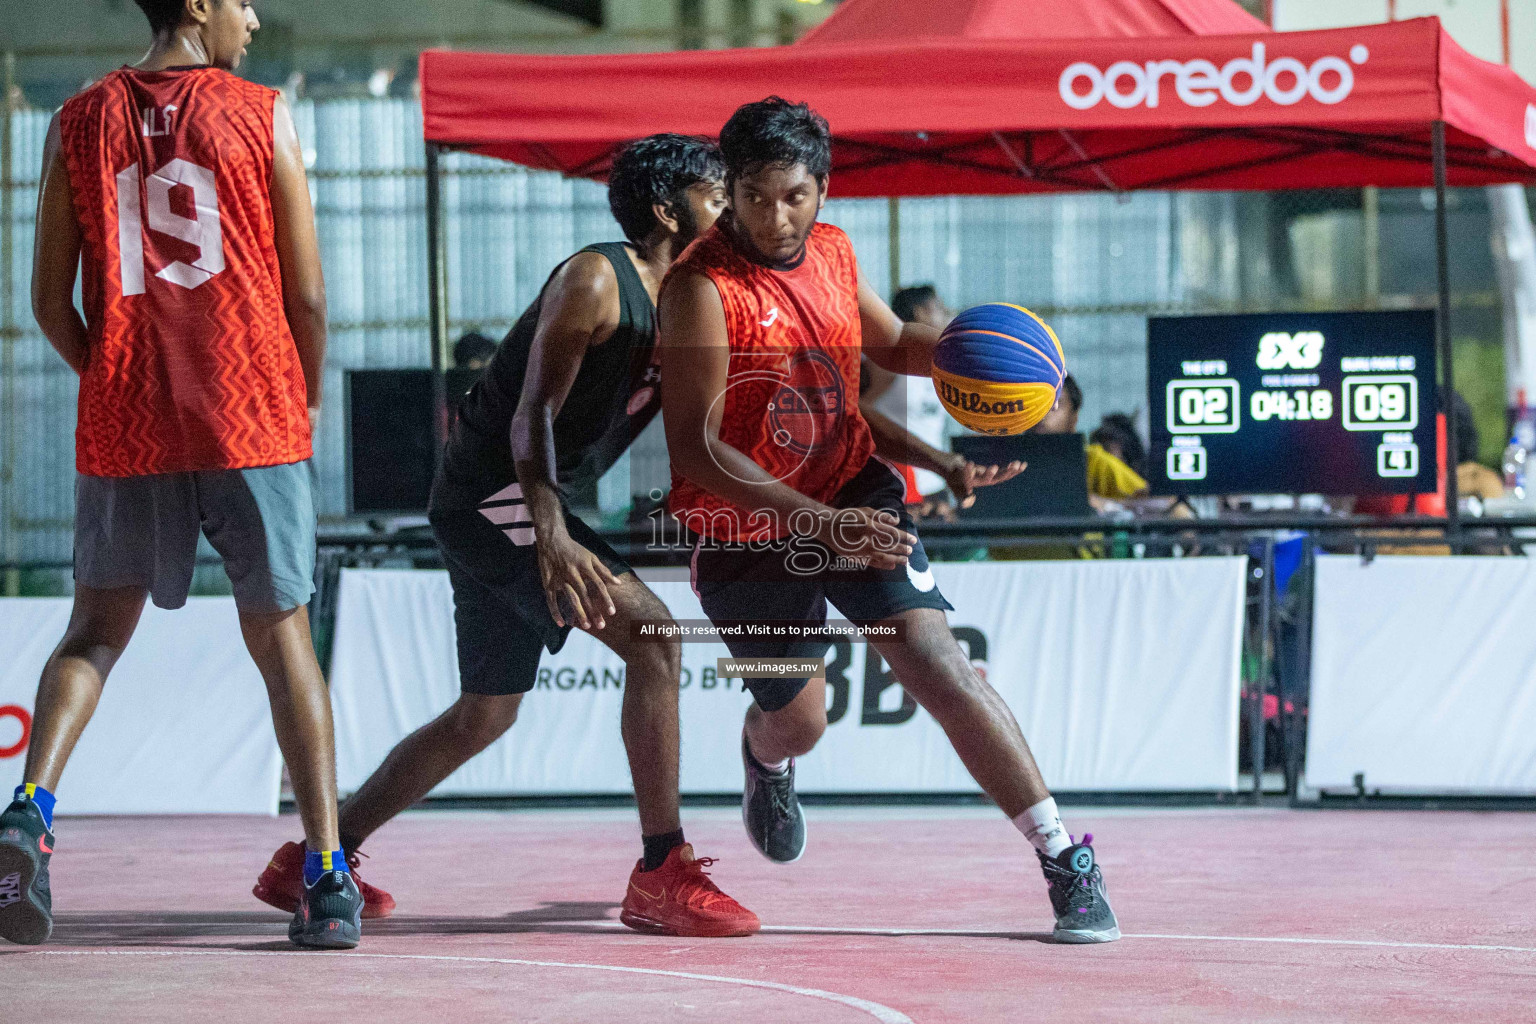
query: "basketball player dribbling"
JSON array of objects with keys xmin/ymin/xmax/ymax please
[
  {"xmin": 2, "ymin": 0, "xmax": 362, "ymax": 948},
  {"xmin": 658, "ymin": 97, "xmax": 1121, "ymax": 942}
]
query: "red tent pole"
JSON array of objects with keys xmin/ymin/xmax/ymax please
[
  {"xmin": 1386, "ymin": 0, "xmax": 1396, "ymax": 21},
  {"xmin": 1433, "ymin": 120, "xmax": 1460, "ymax": 535},
  {"xmin": 426, "ymin": 141, "xmax": 451, "ymax": 460},
  {"xmin": 1262, "ymin": 0, "xmax": 1272, "ymax": 27}
]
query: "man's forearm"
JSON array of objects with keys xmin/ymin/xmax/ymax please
[
  {"xmin": 512, "ymin": 407, "xmax": 570, "ymax": 537},
  {"xmin": 896, "ymin": 321, "xmax": 939, "ymax": 376},
  {"xmin": 36, "ymin": 303, "xmax": 89, "ymax": 375},
  {"xmin": 293, "ymin": 330, "xmax": 326, "ymax": 408},
  {"xmin": 286, "ymin": 295, "xmax": 327, "ymax": 408},
  {"xmin": 865, "ymin": 322, "xmax": 939, "ymax": 376}
]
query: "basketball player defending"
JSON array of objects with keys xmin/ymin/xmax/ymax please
[
  {"xmin": 659, "ymin": 98, "xmax": 1121, "ymax": 942},
  {"xmin": 3, "ymin": 0, "xmax": 361, "ymax": 948},
  {"xmin": 252, "ymin": 135, "xmax": 760, "ymax": 938}
]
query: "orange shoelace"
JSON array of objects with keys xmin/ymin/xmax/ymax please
[{"xmin": 675, "ymin": 857, "xmax": 744, "ymax": 911}]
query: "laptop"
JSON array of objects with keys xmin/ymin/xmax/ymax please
[{"xmin": 951, "ymin": 432, "xmax": 1092, "ymax": 518}]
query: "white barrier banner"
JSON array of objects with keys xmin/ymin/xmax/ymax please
[
  {"xmin": 330, "ymin": 558, "xmax": 1245, "ymax": 795},
  {"xmin": 1308, "ymin": 555, "xmax": 1536, "ymax": 795},
  {"xmin": 0, "ymin": 598, "xmax": 283, "ymax": 815}
]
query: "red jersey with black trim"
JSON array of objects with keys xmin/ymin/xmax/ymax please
[
  {"xmin": 667, "ymin": 221, "xmax": 875, "ymax": 543},
  {"xmin": 59, "ymin": 66, "xmax": 310, "ymax": 477}
]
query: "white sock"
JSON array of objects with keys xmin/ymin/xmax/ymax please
[
  {"xmin": 1013, "ymin": 797, "xmax": 1072, "ymax": 858},
  {"xmin": 745, "ymin": 735, "xmax": 789, "ymax": 775}
]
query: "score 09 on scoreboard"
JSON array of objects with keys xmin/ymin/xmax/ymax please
[{"xmin": 1147, "ymin": 311, "xmax": 1438, "ymax": 496}]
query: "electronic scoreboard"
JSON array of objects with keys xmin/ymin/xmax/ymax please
[{"xmin": 1147, "ymin": 310, "xmax": 1438, "ymax": 496}]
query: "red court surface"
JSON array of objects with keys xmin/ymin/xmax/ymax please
[{"xmin": 4, "ymin": 806, "xmax": 1533, "ymax": 1023}]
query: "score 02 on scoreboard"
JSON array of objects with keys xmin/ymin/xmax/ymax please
[{"xmin": 1147, "ymin": 311, "xmax": 1437, "ymax": 495}]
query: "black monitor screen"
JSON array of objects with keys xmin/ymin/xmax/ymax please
[
  {"xmin": 346, "ymin": 368, "xmax": 481, "ymax": 514},
  {"xmin": 1146, "ymin": 311, "xmax": 1438, "ymax": 496}
]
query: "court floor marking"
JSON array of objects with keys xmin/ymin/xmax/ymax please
[
  {"xmin": 32, "ymin": 919, "xmax": 1533, "ymax": 956},
  {"xmin": 23, "ymin": 949, "xmax": 914, "ymax": 1024},
  {"xmin": 762, "ymin": 926, "xmax": 1536, "ymax": 954},
  {"xmin": 23, "ymin": 926, "xmax": 1536, "ymax": 958},
  {"xmin": 561, "ymin": 920, "xmax": 1536, "ymax": 954},
  {"xmin": 1125, "ymin": 933, "xmax": 1536, "ymax": 954}
]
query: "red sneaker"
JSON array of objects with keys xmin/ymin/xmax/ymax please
[
  {"xmin": 252, "ymin": 840, "xmax": 397, "ymax": 920},
  {"xmin": 619, "ymin": 844, "xmax": 760, "ymax": 937}
]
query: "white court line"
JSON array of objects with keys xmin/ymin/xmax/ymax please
[
  {"xmin": 529, "ymin": 919, "xmax": 1536, "ymax": 954},
  {"xmin": 1124, "ymin": 933, "xmax": 1536, "ymax": 954},
  {"xmin": 758, "ymin": 925, "xmax": 1536, "ymax": 954},
  {"xmin": 23, "ymin": 950, "xmax": 913, "ymax": 1024}
]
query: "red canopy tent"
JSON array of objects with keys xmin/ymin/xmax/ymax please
[
  {"xmin": 798, "ymin": 0, "xmax": 1269, "ymax": 45},
  {"xmin": 416, "ymin": 1, "xmax": 1536, "ymax": 519},
  {"xmin": 420, "ymin": 15, "xmax": 1536, "ymax": 194}
]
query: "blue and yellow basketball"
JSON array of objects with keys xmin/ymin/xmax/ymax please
[{"xmin": 931, "ymin": 303, "xmax": 1066, "ymax": 435}]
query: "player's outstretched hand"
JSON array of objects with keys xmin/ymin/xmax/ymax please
[
  {"xmin": 941, "ymin": 456, "xmax": 1026, "ymax": 510},
  {"xmin": 536, "ymin": 528, "xmax": 619, "ymax": 631},
  {"xmin": 820, "ymin": 507, "xmax": 915, "ymax": 571}
]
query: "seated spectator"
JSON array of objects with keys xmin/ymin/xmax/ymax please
[
  {"xmin": 452, "ymin": 329, "xmax": 497, "ymax": 371},
  {"xmin": 1451, "ymin": 391, "xmax": 1502, "ymax": 500},
  {"xmin": 1033, "ymin": 375, "xmax": 1150, "ymax": 503},
  {"xmin": 1354, "ymin": 390, "xmax": 1500, "ymax": 515},
  {"xmin": 1090, "ymin": 412, "xmax": 1147, "ymax": 476}
]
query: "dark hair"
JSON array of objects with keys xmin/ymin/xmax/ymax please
[
  {"xmin": 1091, "ymin": 412, "xmax": 1147, "ymax": 474},
  {"xmin": 606, "ymin": 134, "xmax": 724, "ymax": 245},
  {"xmin": 452, "ymin": 330, "xmax": 497, "ymax": 369},
  {"xmin": 891, "ymin": 285, "xmax": 939, "ymax": 324},
  {"xmin": 718, "ymin": 97, "xmax": 832, "ymax": 187},
  {"xmin": 1059, "ymin": 374, "xmax": 1083, "ymax": 414},
  {"xmin": 134, "ymin": 0, "xmax": 190, "ymax": 33}
]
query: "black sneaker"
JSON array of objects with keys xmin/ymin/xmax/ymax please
[
  {"xmin": 1037, "ymin": 834, "xmax": 1121, "ymax": 943},
  {"xmin": 0, "ymin": 799, "xmax": 55, "ymax": 946},
  {"xmin": 740, "ymin": 731, "xmax": 806, "ymax": 864},
  {"xmin": 288, "ymin": 870, "xmax": 363, "ymax": 950}
]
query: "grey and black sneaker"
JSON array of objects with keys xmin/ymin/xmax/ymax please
[
  {"xmin": 288, "ymin": 869, "xmax": 363, "ymax": 950},
  {"xmin": 741, "ymin": 731, "xmax": 806, "ymax": 863},
  {"xmin": 0, "ymin": 798, "xmax": 54, "ymax": 946},
  {"xmin": 1037, "ymin": 834, "xmax": 1120, "ymax": 943}
]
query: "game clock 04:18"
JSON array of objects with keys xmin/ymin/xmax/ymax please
[{"xmin": 1146, "ymin": 310, "xmax": 1438, "ymax": 496}]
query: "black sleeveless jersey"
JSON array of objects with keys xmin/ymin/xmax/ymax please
[{"xmin": 430, "ymin": 242, "xmax": 660, "ymax": 512}]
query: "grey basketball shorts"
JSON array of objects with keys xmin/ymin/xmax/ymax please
[{"xmin": 73, "ymin": 460, "xmax": 318, "ymax": 613}]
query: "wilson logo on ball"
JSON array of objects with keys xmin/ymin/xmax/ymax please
[
  {"xmin": 932, "ymin": 303, "xmax": 1066, "ymax": 436},
  {"xmin": 936, "ymin": 381, "xmax": 1030, "ymax": 417}
]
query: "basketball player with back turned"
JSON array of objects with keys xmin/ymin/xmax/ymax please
[
  {"xmin": 659, "ymin": 97, "xmax": 1121, "ymax": 942},
  {"xmin": 3, "ymin": 0, "xmax": 362, "ymax": 948}
]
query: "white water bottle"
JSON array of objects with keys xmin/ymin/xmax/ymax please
[{"xmin": 1503, "ymin": 436, "xmax": 1528, "ymax": 499}]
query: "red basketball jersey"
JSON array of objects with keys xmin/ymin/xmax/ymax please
[
  {"xmin": 59, "ymin": 67, "xmax": 310, "ymax": 477},
  {"xmin": 666, "ymin": 221, "xmax": 874, "ymax": 542}
]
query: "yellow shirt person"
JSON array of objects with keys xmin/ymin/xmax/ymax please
[{"xmin": 1086, "ymin": 442, "xmax": 1148, "ymax": 500}]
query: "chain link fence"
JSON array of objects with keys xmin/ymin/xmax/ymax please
[{"xmin": 0, "ymin": 94, "xmax": 1507, "ymax": 593}]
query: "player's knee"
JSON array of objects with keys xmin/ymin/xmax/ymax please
[
  {"xmin": 625, "ymin": 636, "xmax": 682, "ymax": 687},
  {"xmin": 443, "ymin": 695, "xmax": 520, "ymax": 751},
  {"xmin": 764, "ymin": 704, "xmax": 826, "ymax": 756},
  {"xmin": 55, "ymin": 619, "xmax": 135, "ymax": 670}
]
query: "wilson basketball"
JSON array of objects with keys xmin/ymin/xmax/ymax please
[{"xmin": 931, "ymin": 303, "xmax": 1067, "ymax": 435}]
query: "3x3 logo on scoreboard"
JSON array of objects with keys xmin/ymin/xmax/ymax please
[{"xmin": 1146, "ymin": 311, "xmax": 1437, "ymax": 496}]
